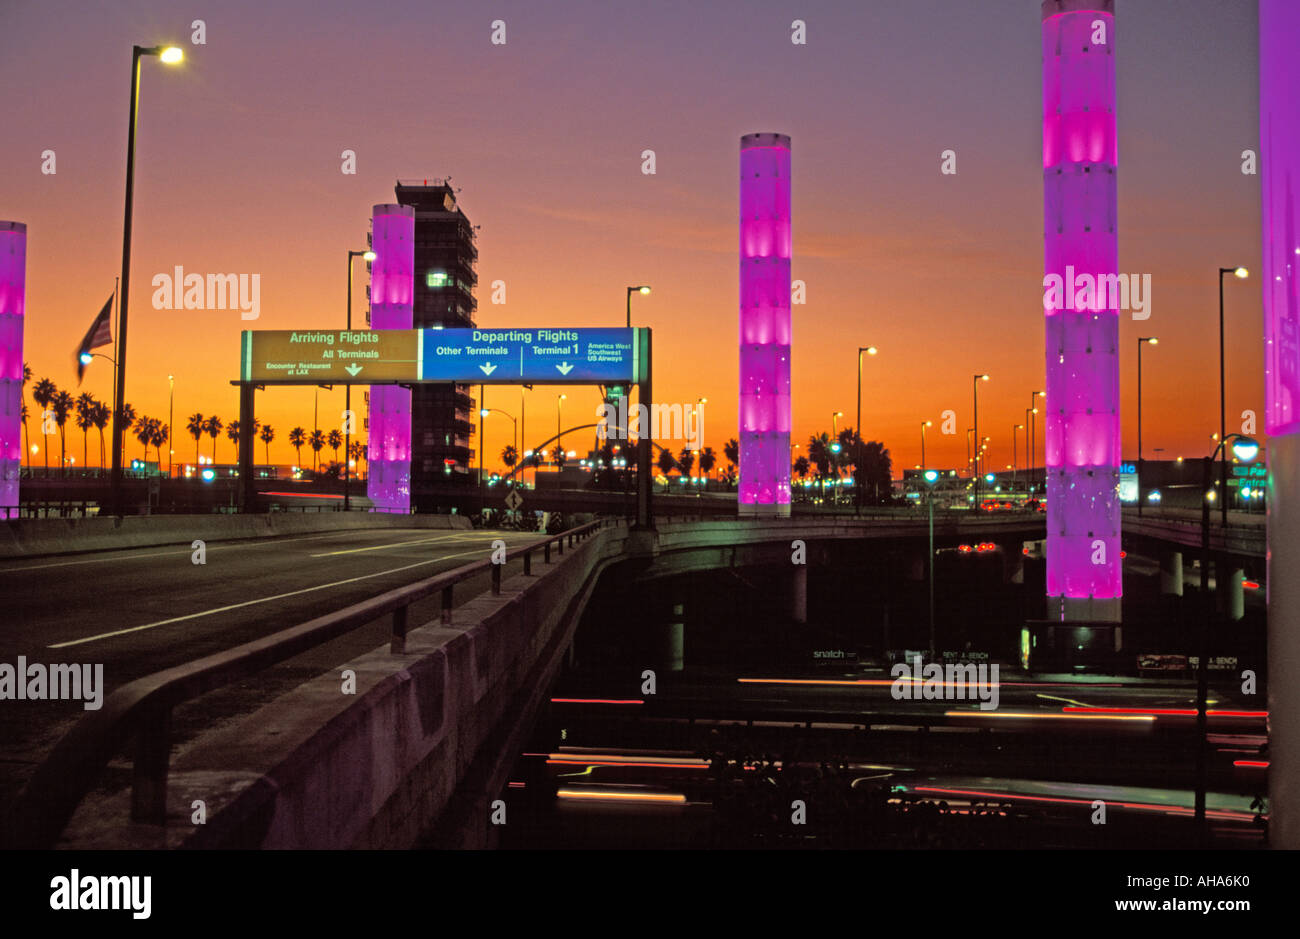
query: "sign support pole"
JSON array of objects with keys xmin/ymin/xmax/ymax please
[
  {"xmin": 238, "ymin": 382, "xmax": 255, "ymax": 512},
  {"xmin": 634, "ymin": 329, "xmax": 653, "ymax": 530}
]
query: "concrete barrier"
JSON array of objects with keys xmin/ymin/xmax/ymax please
[
  {"xmin": 0, "ymin": 512, "xmax": 472, "ymax": 560},
  {"xmin": 58, "ymin": 526, "xmax": 623, "ymax": 849}
]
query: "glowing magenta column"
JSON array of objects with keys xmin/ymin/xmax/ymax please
[
  {"xmin": 366, "ymin": 204, "xmax": 414, "ymax": 513},
  {"xmin": 1260, "ymin": 0, "xmax": 1300, "ymax": 848},
  {"xmin": 1042, "ymin": 0, "xmax": 1120, "ymax": 621},
  {"xmin": 739, "ymin": 133, "xmax": 792, "ymax": 517},
  {"xmin": 0, "ymin": 222, "xmax": 24, "ymax": 518}
]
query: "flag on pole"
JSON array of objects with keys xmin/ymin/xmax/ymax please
[{"xmin": 75, "ymin": 295, "xmax": 114, "ymax": 384}]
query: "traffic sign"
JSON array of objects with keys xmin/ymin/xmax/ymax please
[
  {"xmin": 421, "ymin": 328, "xmax": 639, "ymax": 383},
  {"xmin": 504, "ymin": 490, "xmax": 524, "ymax": 511},
  {"xmin": 242, "ymin": 330, "xmax": 420, "ymax": 384}
]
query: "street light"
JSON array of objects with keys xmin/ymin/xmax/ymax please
[
  {"xmin": 343, "ymin": 248, "xmax": 375, "ymax": 510},
  {"xmin": 973, "ymin": 374, "xmax": 989, "ymax": 510},
  {"xmin": 557, "ymin": 394, "xmax": 567, "ymax": 464},
  {"xmin": 1012, "ymin": 423, "xmax": 1024, "ymax": 493},
  {"xmin": 855, "ymin": 346, "xmax": 878, "ymax": 511},
  {"xmin": 1137, "ymin": 337, "xmax": 1158, "ymax": 515},
  {"xmin": 626, "ymin": 285, "xmax": 651, "ymax": 328},
  {"xmin": 920, "ymin": 420, "xmax": 932, "ymax": 471},
  {"xmin": 167, "ymin": 374, "xmax": 174, "ymax": 478},
  {"xmin": 923, "ymin": 469, "xmax": 940, "ymax": 654},
  {"xmin": 1217, "ymin": 267, "xmax": 1249, "ymax": 526},
  {"xmin": 109, "ymin": 42, "xmax": 184, "ymax": 517},
  {"xmin": 1028, "ymin": 390, "xmax": 1045, "ymax": 496},
  {"xmin": 1195, "ymin": 432, "xmax": 1259, "ymax": 830}
]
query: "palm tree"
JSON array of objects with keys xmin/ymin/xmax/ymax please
[
  {"xmin": 308, "ymin": 429, "xmax": 325, "ymax": 470},
  {"xmin": 204, "ymin": 415, "xmax": 223, "ymax": 463},
  {"xmin": 91, "ymin": 401, "xmax": 110, "ymax": 468},
  {"xmin": 226, "ymin": 420, "xmax": 241, "ymax": 461},
  {"xmin": 724, "ymin": 437, "xmax": 739, "ymax": 471},
  {"xmin": 259, "ymin": 424, "xmax": 275, "ymax": 465},
  {"xmin": 151, "ymin": 421, "xmax": 169, "ymax": 466},
  {"xmin": 808, "ymin": 432, "xmax": 834, "ymax": 499},
  {"xmin": 501, "ymin": 444, "xmax": 518, "ymax": 473},
  {"xmin": 347, "ymin": 439, "xmax": 364, "ymax": 476},
  {"xmin": 289, "ymin": 426, "xmax": 306, "ymax": 467},
  {"xmin": 677, "ymin": 447, "xmax": 696, "ymax": 483},
  {"xmin": 51, "ymin": 390, "xmax": 74, "ymax": 475},
  {"xmin": 793, "ymin": 455, "xmax": 811, "ymax": 482},
  {"xmin": 656, "ymin": 446, "xmax": 677, "ymax": 480},
  {"xmin": 858, "ymin": 440, "xmax": 893, "ymax": 505},
  {"xmin": 20, "ymin": 363, "xmax": 32, "ymax": 466},
  {"xmin": 327, "ymin": 429, "xmax": 343, "ymax": 464},
  {"xmin": 133, "ymin": 416, "xmax": 154, "ymax": 463},
  {"xmin": 186, "ymin": 412, "xmax": 205, "ymax": 464},
  {"xmin": 75, "ymin": 392, "xmax": 96, "ymax": 469},
  {"xmin": 32, "ymin": 377, "xmax": 56, "ymax": 471},
  {"xmin": 698, "ymin": 446, "xmax": 716, "ymax": 479}
]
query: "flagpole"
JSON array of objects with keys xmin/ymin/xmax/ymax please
[{"xmin": 111, "ymin": 277, "xmax": 119, "ymax": 469}]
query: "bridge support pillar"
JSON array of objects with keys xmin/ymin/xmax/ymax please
[
  {"xmin": 1005, "ymin": 544, "xmax": 1025, "ymax": 584},
  {"xmin": 663, "ymin": 603, "xmax": 684, "ymax": 672},
  {"xmin": 1225, "ymin": 566, "xmax": 1245, "ymax": 623},
  {"xmin": 1160, "ymin": 549, "xmax": 1183, "ymax": 597},
  {"xmin": 790, "ymin": 564, "xmax": 807, "ymax": 624}
]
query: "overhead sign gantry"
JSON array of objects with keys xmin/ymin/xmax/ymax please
[{"xmin": 234, "ymin": 327, "xmax": 653, "ymax": 525}]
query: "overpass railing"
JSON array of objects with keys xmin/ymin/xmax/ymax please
[{"xmin": 1, "ymin": 517, "xmax": 621, "ymax": 850}]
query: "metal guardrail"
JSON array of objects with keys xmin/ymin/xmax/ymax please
[{"xmin": 1, "ymin": 517, "xmax": 620, "ymax": 850}]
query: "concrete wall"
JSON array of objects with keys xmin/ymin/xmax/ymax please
[
  {"xmin": 0, "ymin": 512, "xmax": 471, "ymax": 560},
  {"xmin": 59, "ymin": 525, "xmax": 622, "ymax": 849}
]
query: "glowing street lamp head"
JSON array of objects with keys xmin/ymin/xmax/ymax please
[
  {"xmin": 79, "ymin": 352, "xmax": 93, "ymax": 365},
  {"xmin": 923, "ymin": 420, "xmax": 932, "ymax": 427},
  {"xmin": 923, "ymin": 469, "xmax": 939, "ymax": 485},
  {"xmin": 159, "ymin": 46, "xmax": 184, "ymax": 64},
  {"xmin": 363, "ymin": 250, "xmax": 376, "ymax": 262},
  {"xmin": 977, "ymin": 374, "xmax": 989, "ymax": 382},
  {"xmin": 1234, "ymin": 266, "xmax": 1249, "ymax": 279},
  {"xmin": 1140, "ymin": 336, "xmax": 1158, "ymax": 345},
  {"xmin": 479, "ymin": 409, "xmax": 490, "ymax": 418},
  {"xmin": 638, "ymin": 286, "xmax": 651, "ymax": 295},
  {"xmin": 866, "ymin": 346, "xmax": 878, "ymax": 356},
  {"xmin": 1231, "ymin": 437, "xmax": 1260, "ymax": 463}
]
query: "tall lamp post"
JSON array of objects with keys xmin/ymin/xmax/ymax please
[
  {"xmin": 344, "ymin": 248, "xmax": 376, "ymax": 511},
  {"xmin": 920, "ymin": 420, "xmax": 932, "ymax": 471},
  {"xmin": 1137, "ymin": 336, "xmax": 1158, "ymax": 516},
  {"xmin": 1028, "ymin": 391, "xmax": 1044, "ymax": 497},
  {"xmin": 1217, "ymin": 267, "xmax": 1249, "ymax": 527},
  {"xmin": 972, "ymin": 374, "xmax": 989, "ymax": 510},
  {"xmin": 109, "ymin": 43, "xmax": 184, "ymax": 516},
  {"xmin": 556, "ymin": 394, "xmax": 567, "ymax": 465},
  {"xmin": 167, "ymin": 374, "xmax": 174, "ymax": 478},
  {"xmin": 1196, "ymin": 434, "xmax": 1259, "ymax": 830},
  {"xmin": 1012, "ymin": 423, "xmax": 1023, "ymax": 494},
  {"xmin": 626, "ymin": 285, "xmax": 651, "ymax": 328},
  {"xmin": 855, "ymin": 346, "xmax": 877, "ymax": 511},
  {"xmin": 923, "ymin": 469, "xmax": 940, "ymax": 654}
]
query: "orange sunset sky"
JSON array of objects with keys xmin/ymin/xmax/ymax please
[{"xmin": 1, "ymin": 0, "xmax": 1267, "ymax": 474}]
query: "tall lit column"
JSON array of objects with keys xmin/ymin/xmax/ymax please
[
  {"xmin": 739, "ymin": 133, "xmax": 792, "ymax": 517},
  {"xmin": 1260, "ymin": 0, "xmax": 1300, "ymax": 849},
  {"xmin": 366, "ymin": 204, "xmax": 414, "ymax": 513},
  {"xmin": 1042, "ymin": 0, "xmax": 1120, "ymax": 621},
  {"xmin": 0, "ymin": 222, "xmax": 24, "ymax": 518}
]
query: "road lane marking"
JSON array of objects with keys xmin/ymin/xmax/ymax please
[
  {"xmin": 309, "ymin": 532, "xmax": 505, "ymax": 557},
  {"xmin": 0, "ymin": 529, "xmax": 475, "ymax": 573},
  {"xmin": 47, "ymin": 548, "xmax": 492, "ymax": 649}
]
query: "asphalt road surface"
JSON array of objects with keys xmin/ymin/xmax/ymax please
[{"xmin": 0, "ymin": 526, "xmax": 544, "ymax": 806}]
